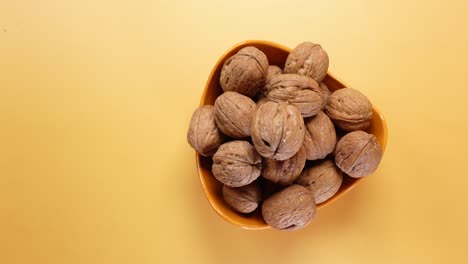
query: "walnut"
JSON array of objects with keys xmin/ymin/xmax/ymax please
[
  {"xmin": 325, "ymin": 88, "xmax": 373, "ymax": 132},
  {"xmin": 187, "ymin": 105, "xmax": 224, "ymax": 156},
  {"xmin": 296, "ymin": 160, "xmax": 343, "ymax": 204},
  {"xmin": 214, "ymin": 91, "xmax": 256, "ymax": 139},
  {"xmin": 284, "ymin": 42, "xmax": 329, "ymax": 83},
  {"xmin": 222, "ymin": 181, "xmax": 262, "ymax": 213},
  {"xmin": 220, "ymin": 46, "xmax": 269, "ymax": 98},
  {"xmin": 319, "ymin": 82, "xmax": 331, "ymax": 109},
  {"xmin": 258, "ymin": 65, "xmax": 283, "ymax": 98},
  {"xmin": 266, "ymin": 65, "xmax": 282, "ymax": 81},
  {"xmin": 262, "ymin": 185, "xmax": 316, "ymax": 231},
  {"xmin": 303, "ymin": 111, "xmax": 336, "ymax": 160},
  {"xmin": 212, "ymin": 141, "xmax": 262, "ymax": 187},
  {"xmin": 256, "ymin": 97, "xmax": 269, "ymax": 108},
  {"xmin": 265, "ymin": 74, "xmax": 323, "ymax": 117},
  {"xmin": 335, "ymin": 130, "xmax": 382, "ymax": 178},
  {"xmin": 251, "ymin": 101, "xmax": 305, "ymax": 161},
  {"xmin": 262, "ymin": 147, "xmax": 306, "ymax": 186}
]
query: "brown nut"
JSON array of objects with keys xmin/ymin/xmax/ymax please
[
  {"xmin": 251, "ymin": 101, "xmax": 305, "ymax": 161},
  {"xmin": 265, "ymin": 74, "xmax": 323, "ymax": 117},
  {"xmin": 214, "ymin": 91, "xmax": 256, "ymax": 139},
  {"xmin": 296, "ymin": 160, "xmax": 343, "ymax": 204},
  {"xmin": 303, "ymin": 111, "xmax": 336, "ymax": 160},
  {"xmin": 284, "ymin": 42, "xmax": 329, "ymax": 83},
  {"xmin": 258, "ymin": 65, "xmax": 283, "ymax": 98},
  {"xmin": 319, "ymin": 82, "xmax": 331, "ymax": 109},
  {"xmin": 187, "ymin": 105, "xmax": 224, "ymax": 156},
  {"xmin": 261, "ymin": 147, "xmax": 306, "ymax": 186},
  {"xmin": 212, "ymin": 141, "xmax": 262, "ymax": 187},
  {"xmin": 256, "ymin": 97, "xmax": 269, "ymax": 108},
  {"xmin": 335, "ymin": 130, "xmax": 382, "ymax": 178},
  {"xmin": 266, "ymin": 65, "xmax": 282, "ymax": 82},
  {"xmin": 325, "ymin": 88, "xmax": 373, "ymax": 132},
  {"xmin": 220, "ymin": 46, "xmax": 269, "ymax": 98},
  {"xmin": 262, "ymin": 185, "xmax": 316, "ymax": 231},
  {"xmin": 222, "ymin": 181, "xmax": 262, "ymax": 214}
]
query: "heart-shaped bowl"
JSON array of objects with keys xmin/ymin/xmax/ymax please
[{"xmin": 196, "ymin": 40, "xmax": 387, "ymax": 230}]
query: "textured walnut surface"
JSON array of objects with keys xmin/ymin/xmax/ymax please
[
  {"xmin": 222, "ymin": 181, "xmax": 262, "ymax": 213},
  {"xmin": 220, "ymin": 46, "xmax": 269, "ymax": 98},
  {"xmin": 266, "ymin": 65, "xmax": 282, "ymax": 81},
  {"xmin": 325, "ymin": 88, "xmax": 373, "ymax": 132},
  {"xmin": 319, "ymin": 82, "xmax": 331, "ymax": 109},
  {"xmin": 251, "ymin": 101, "xmax": 305, "ymax": 161},
  {"xmin": 284, "ymin": 42, "xmax": 329, "ymax": 83},
  {"xmin": 258, "ymin": 65, "xmax": 283, "ymax": 98},
  {"xmin": 212, "ymin": 141, "xmax": 262, "ymax": 187},
  {"xmin": 262, "ymin": 185, "xmax": 316, "ymax": 231},
  {"xmin": 187, "ymin": 105, "xmax": 224, "ymax": 156},
  {"xmin": 256, "ymin": 97, "xmax": 269, "ymax": 108},
  {"xmin": 296, "ymin": 160, "xmax": 343, "ymax": 204},
  {"xmin": 214, "ymin": 91, "xmax": 256, "ymax": 139},
  {"xmin": 265, "ymin": 74, "xmax": 323, "ymax": 117},
  {"xmin": 303, "ymin": 111, "xmax": 336, "ymax": 160},
  {"xmin": 262, "ymin": 147, "xmax": 306, "ymax": 185},
  {"xmin": 335, "ymin": 130, "xmax": 382, "ymax": 178}
]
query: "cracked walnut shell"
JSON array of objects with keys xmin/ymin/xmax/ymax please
[
  {"xmin": 335, "ymin": 130, "xmax": 382, "ymax": 178},
  {"xmin": 325, "ymin": 88, "xmax": 373, "ymax": 132},
  {"xmin": 296, "ymin": 160, "xmax": 343, "ymax": 204},
  {"xmin": 187, "ymin": 105, "xmax": 224, "ymax": 156},
  {"xmin": 214, "ymin": 91, "xmax": 256, "ymax": 139},
  {"xmin": 251, "ymin": 101, "xmax": 305, "ymax": 161},
  {"xmin": 212, "ymin": 140, "xmax": 262, "ymax": 187},
  {"xmin": 220, "ymin": 46, "xmax": 269, "ymax": 98},
  {"xmin": 284, "ymin": 42, "xmax": 329, "ymax": 83},
  {"xmin": 222, "ymin": 181, "xmax": 262, "ymax": 214},
  {"xmin": 265, "ymin": 74, "xmax": 323, "ymax": 118},
  {"xmin": 262, "ymin": 184, "xmax": 316, "ymax": 231}
]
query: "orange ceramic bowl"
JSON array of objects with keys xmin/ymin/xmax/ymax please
[{"xmin": 196, "ymin": 40, "xmax": 388, "ymax": 230}]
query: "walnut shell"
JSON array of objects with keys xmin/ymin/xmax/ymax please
[
  {"xmin": 214, "ymin": 91, "xmax": 256, "ymax": 139},
  {"xmin": 251, "ymin": 101, "xmax": 305, "ymax": 161},
  {"xmin": 335, "ymin": 131, "xmax": 382, "ymax": 178},
  {"xmin": 325, "ymin": 88, "xmax": 373, "ymax": 132},
  {"xmin": 284, "ymin": 42, "xmax": 329, "ymax": 83},
  {"xmin": 266, "ymin": 65, "xmax": 282, "ymax": 82},
  {"xmin": 222, "ymin": 181, "xmax": 262, "ymax": 213},
  {"xmin": 296, "ymin": 160, "xmax": 343, "ymax": 204},
  {"xmin": 262, "ymin": 147, "xmax": 306, "ymax": 186},
  {"xmin": 265, "ymin": 74, "xmax": 323, "ymax": 118},
  {"xmin": 258, "ymin": 65, "xmax": 283, "ymax": 98},
  {"xmin": 212, "ymin": 141, "xmax": 262, "ymax": 187},
  {"xmin": 187, "ymin": 105, "xmax": 224, "ymax": 156},
  {"xmin": 220, "ymin": 46, "xmax": 269, "ymax": 98},
  {"xmin": 303, "ymin": 111, "xmax": 336, "ymax": 160},
  {"xmin": 256, "ymin": 97, "xmax": 269, "ymax": 108},
  {"xmin": 319, "ymin": 82, "xmax": 331, "ymax": 109},
  {"xmin": 262, "ymin": 185, "xmax": 316, "ymax": 231}
]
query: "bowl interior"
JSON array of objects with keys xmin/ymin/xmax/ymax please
[{"xmin": 197, "ymin": 40, "xmax": 388, "ymax": 229}]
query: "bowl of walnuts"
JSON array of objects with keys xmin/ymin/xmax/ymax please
[{"xmin": 187, "ymin": 40, "xmax": 387, "ymax": 231}]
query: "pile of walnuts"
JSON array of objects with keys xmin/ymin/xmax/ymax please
[{"xmin": 187, "ymin": 42, "xmax": 383, "ymax": 231}]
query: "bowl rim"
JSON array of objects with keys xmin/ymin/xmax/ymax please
[{"xmin": 196, "ymin": 40, "xmax": 388, "ymax": 230}]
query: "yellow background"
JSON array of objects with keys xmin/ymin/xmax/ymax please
[{"xmin": 1, "ymin": 1, "xmax": 467, "ymax": 263}]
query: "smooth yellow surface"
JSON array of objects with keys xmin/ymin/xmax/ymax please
[{"xmin": 1, "ymin": 1, "xmax": 468, "ymax": 263}]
